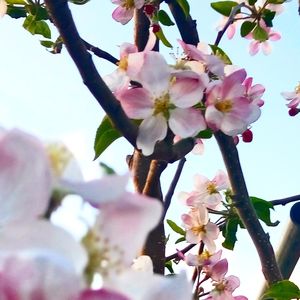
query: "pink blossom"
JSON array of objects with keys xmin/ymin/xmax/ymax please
[
  {"xmin": 205, "ymin": 69, "xmax": 261, "ymax": 136},
  {"xmin": 112, "ymin": 0, "xmax": 144, "ymax": 25},
  {"xmin": 117, "ymin": 51, "xmax": 208, "ymax": 155},
  {"xmin": 182, "ymin": 208, "xmax": 219, "ymax": 252},
  {"xmin": 246, "ymin": 22, "xmax": 281, "ymax": 56},
  {"xmin": 281, "ymin": 83, "xmax": 300, "ymax": 109},
  {"xmin": 181, "ymin": 170, "xmax": 229, "ymax": 210},
  {"xmin": 185, "ymin": 249, "xmax": 222, "ymax": 267}
]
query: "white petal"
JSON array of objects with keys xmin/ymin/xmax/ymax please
[
  {"xmin": 137, "ymin": 115, "xmax": 168, "ymax": 156},
  {"xmin": 0, "ymin": 129, "xmax": 52, "ymax": 225}
]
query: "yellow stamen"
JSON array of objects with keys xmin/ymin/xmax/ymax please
[
  {"xmin": 295, "ymin": 83, "xmax": 300, "ymax": 94},
  {"xmin": 215, "ymin": 99, "xmax": 233, "ymax": 113},
  {"xmin": 153, "ymin": 93, "xmax": 172, "ymax": 118},
  {"xmin": 122, "ymin": 0, "xmax": 134, "ymax": 9},
  {"xmin": 117, "ymin": 56, "xmax": 128, "ymax": 71},
  {"xmin": 206, "ymin": 181, "xmax": 218, "ymax": 195},
  {"xmin": 191, "ymin": 225, "xmax": 206, "ymax": 235}
]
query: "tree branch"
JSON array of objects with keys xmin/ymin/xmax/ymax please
[
  {"xmin": 271, "ymin": 195, "xmax": 300, "ymax": 206},
  {"xmin": 214, "ymin": 131, "xmax": 282, "ymax": 285},
  {"xmin": 44, "ymin": 0, "xmax": 138, "ymax": 147}
]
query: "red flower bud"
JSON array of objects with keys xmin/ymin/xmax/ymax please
[
  {"xmin": 288, "ymin": 107, "xmax": 299, "ymax": 117},
  {"xmin": 144, "ymin": 4, "xmax": 155, "ymax": 16},
  {"xmin": 152, "ymin": 24, "xmax": 160, "ymax": 33},
  {"xmin": 242, "ymin": 129, "xmax": 253, "ymax": 143}
]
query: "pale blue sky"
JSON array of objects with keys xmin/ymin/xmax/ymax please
[{"xmin": 0, "ymin": 1, "xmax": 300, "ymax": 299}]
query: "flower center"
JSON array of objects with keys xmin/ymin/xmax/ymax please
[
  {"xmin": 215, "ymin": 99, "xmax": 233, "ymax": 113},
  {"xmin": 214, "ymin": 281, "xmax": 226, "ymax": 292},
  {"xmin": 117, "ymin": 56, "xmax": 128, "ymax": 71},
  {"xmin": 46, "ymin": 142, "xmax": 72, "ymax": 177},
  {"xmin": 295, "ymin": 83, "xmax": 300, "ymax": 94},
  {"xmin": 153, "ymin": 93, "xmax": 173, "ymax": 118},
  {"xmin": 206, "ymin": 181, "xmax": 218, "ymax": 195},
  {"xmin": 122, "ymin": 0, "xmax": 135, "ymax": 9},
  {"xmin": 191, "ymin": 225, "xmax": 206, "ymax": 235}
]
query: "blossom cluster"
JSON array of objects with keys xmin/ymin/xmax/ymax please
[
  {"xmin": 179, "ymin": 170, "xmax": 247, "ymax": 299},
  {"xmin": 281, "ymin": 83, "xmax": 300, "ymax": 116},
  {"xmin": 106, "ymin": 40, "xmax": 265, "ymax": 155},
  {"xmin": 0, "ymin": 128, "xmax": 193, "ymax": 300}
]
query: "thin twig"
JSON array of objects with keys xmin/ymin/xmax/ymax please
[
  {"xmin": 165, "ymin": 243, "xmax": 196, "ymax": 261},
  {"xmin": 162, "ymin": 157, "xmax": 186, "ymax": 219},
  {"xmin": 270, "ymin": 195, "xmax": 300, "ymax": 206},
  {"xmin": 82, "ymin": 39, "xmax": 119, "ymax": 65}
]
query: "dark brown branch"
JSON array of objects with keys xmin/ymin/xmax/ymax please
[
  {"xmin": 44, "ymin": 0, "xmax": 138, "ymax": 147},
  {"xmin": 162, "ymin": 157, "xmax": 186, "ymax": 219},
  {"xmin": 214, "ymin": 131, "xmax": 282, "ymax": 285},
  {"xmin": 82, "ymin": 39, "xmax": 119, "ymax": 65},
  {"xmin": 165, "ymin": 0, "xmax": 199, "ymax": 45},
  {"xmin": 271, "ymin": 195, "xmax": 300, "ymax": 206}
]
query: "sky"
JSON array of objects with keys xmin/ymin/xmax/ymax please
[{"xmin": 1, "ymin": 0, "xmax": 300, "ymax": 299}]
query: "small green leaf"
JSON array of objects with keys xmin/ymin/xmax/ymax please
[
  {"xmin": 158, "ymin": 9, "xmax": 175, "ymax": 26},
  {"xmin": 40, "ymin": 40, "xmax": 54, "ymax": 48},
  {"xmin": 99, "ymin": 162, "xmax": 116, "ymax": 175},
  {"xmin": 250, "ymin": 197, "xmax": 279, "ymax": 226},
  {"xmin": 222, "ymin": 217, "xmax": 239, "ymax": 250},
  {"xmin": 262, "ymin": 9, "xmax": 276, "ymax": 27},
  {"xmin": 166, "ymin": 219, "xmax": 186, "ymax": 236},
  {"xmin": 240, "ymin": 21, "xmax": 256, "ymax": 37},
  {"xmin": 196, "ymin": 128, "xmax": 213, "ymax": 139},
  {"xmin": 211, "ymin": 1, "xmax": 239, "ymax": 17},
  {"xmin": 175, "ymin": 237, "xmax": 186, "ymax": 244},
  {"xmin": 155, "ymin": 28, "xmax": 172, "ymax": 48},
  {"xmin": 165, "ymin": 260, "xmax": 175, "ymax": 273},
  {"xmin": 7, "ymin": 5, "xmax": 27, "ymax": 18},
  {"xmin": 69, "ymin": 0, "xmax": 91, "ymax": 4},
  {"xmin": 34, "ymin": 20, "xmax": 51, "ymax": 38},
  {"xmin": 261, "ymin": 280, "xmax": 300, "ymax": 300},
  {"xmin": 248, "ymin": 0, "xmax": 257, "ymax": 5},
  {"xmin": 176, "ymin": 0, "xmax": 190, "ymax": 17},
  {"xmin": 267, "ymin": 0, "xmax": 285, "ymax": 4},
  {"xmin": 94, "ymin": 116, "xmax": 122, "ymax": 160},
  {"xmin": 6, "ymin": 0, "xmax": 26, "ymax": 4},
  {"xmin": 209, "ymin": 44, "xmax": 232, "ymax": 65},
  {"xmin": 35, "ymin": 7, "xmax": 49, "ymax": 21},
  {"xmin": 253, "ymin": 24, "xmax": 268, "ymax": 42}
]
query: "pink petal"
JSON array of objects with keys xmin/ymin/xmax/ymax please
[
  {"xmin": 0, "ymin": 129, "xmax": 52, "ymax": 225},
  {"xmin": 137, "ymin": 115, "xmax": 168, "ymax": 156},
  {"xmin": 227, "ymin": 23, "xmax": 236, "ymax": 39},
  {"xmin": 134, "ymin": 0, "xmax": 145, "ymax": 9},
  {"xmin": 0, "ymin": 0, "xmax": 6, "ymax": 17},
  {"xmin": 119, "ymin": 43, "xmax": 137, "ymax": 58},
  {"xmin": 127, "ymin": 52, "xmax": 170, "ymax": 97},
  {"xmin": 269, "ymin": 31, "xmax": 281, "ymax": 41},
  {"xmin": 249, "ymin": 41, "xmax": 260, "ymax": 56},
  {"xmin": 170, "ymin": 71, "xmax": 208, "ymax": 107},
  {"xmin": 211, "ymin": 259, "xmax": 228, "ymax": 281},
  {"xmin": 169, "ymin": 108, "xmax": 206, "ymax": 138},
  {"xmin": 226, "ymin": 275, "xmax": 241, "ymax": 292},
  {"xmin": 112, "ymin": 6, "xmax": 134, "ymax": 25},
  {"xmin": 213, "ymin": 170, "xmax": 229, "ymax": 190},
  {"xmin": 222, "ymin": 69, "xmax": 247, "ymax": 99},
  {"xmin": 96, "ymin": 192, "xmax": 162, "ymax": 266},
  {"xmin": 144, "ymin": 29, "xmax": 157, "ymax": 52},
  {"xmin": 205, "ymin": 105, "xmax": 224, "ymax": 132},
  {"xmin": 117, "ymin": 87, "xmax": 153, "ymax": 119},
  {"xmin": 78, "ymin": 289, "xmax": 130, "ymax": 300},
  {"xmin": 261, "ymin": 41, "xmax": 272, "ymax": 55}
]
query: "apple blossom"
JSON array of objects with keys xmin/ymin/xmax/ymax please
[
  {"xmin": 185, "ymin": 249, "xmax": 222, "ymax": 268},
  {"xmin": 243, "ymin": 77, "xmax": 265, "ymax": 107},
  {"xmin": 181, "ymin": 170, "xmax": 229, "ymax": 210},
  {"xmin": 205, "ymin": 69, "xmax": 261, "ymax": 136},
  {"xmin": 281, "ymin": 82, "xmax": 300, "ymax": 109},
  {"xmin": 182, "ymin": 208, "xmax": 220, "ymax": 252},
  {"xmin": 117, "ymin": 51, "xmax": 208, "ymax": 155},
  {"xmin": 112, "ymin": 0, "xmax": 144, "ymax": 25}
]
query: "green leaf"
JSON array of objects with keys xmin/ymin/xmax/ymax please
[
  {"xmin": 165, "ymin": 260, "xmax": 175, "ymax": 273},
  {"xmin": 167, "ymin": 219, "xmax": 186, "ymax": 236},
  {"xmin": 69, "ymin": 0, "xmax": 91, "ymax": 4},
  {"xmin": 35, "ymin": 7, "xmax": 49, "ymax": 21},
  {"xmin": 34, "ymin": 20, "xmax": 51, "ymax": 38},
  {"xmin": 6, "ymin": 0, "xmax": 26, "ymax": 4},
  {"xmin": 262, "ymin": 9, "xmax": 276, "ymax": 27},
  {"xmin": 250, "ymin": 197, "xmax": 279, "ymax": 226},
  {"xmin": 155, "ymin": 28, "xmax": 172, "ymax": 48},
  {"xmin": 99, "ymin": 162, "xmax": 116, "ymax": 175},
  {"xmin": 40, "ymin": 40, "xmax": 54, "ymax": 48},
  {"xmin": 196, "ymin": 128, "xmax": 213, "ymax": 139},
  {"xmin": 7, "ymin": 5, "xmax": 27, "ymax": 18},
  {"xmin": 175, "ymin": 237, "xmax": 186, "ymax": 244},
  {"xmin": 158, "ymin": 9, "xmax": 175, "ymax": 26},
  {"xmin": 253, "ymin": 24, "xmax": 268, "ymax": 42},
  {"xmin": 209, "ymin": 44, "xmax": 232, "ymax": 65},
  {"xmin": 211, "ymin": 1, "xmax": 239, "ymax": 17},
  {"xmin": 94, "ymin": 116, "xmax": 122, "ymax": 160},
  {"xmin": 267, "ymin": 0, "xmax": 285, "ymax": 4},
  {"xmin": 261, "ymin": 280, "xmax": 300, "ymax": 300},
  {"xmin": 248, "ymin": 0, "xmax": 257, "ymax": 5},
  {"xmin": 240, "ymin": 21, "xmax": 256, "ymax": 37},
  {"xmin": 222, "ymin": 217, "xmax": 239, "ymax": 250},
  {"xmin": 176, "ymin": 0, "xmax": 190, "ymax": 17}
]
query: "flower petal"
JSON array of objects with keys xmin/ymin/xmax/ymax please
[{"xmin": 112, "ymin": 6, "xmax": 134, "ymax": 25}]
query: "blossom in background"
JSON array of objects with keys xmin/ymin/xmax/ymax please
[
  {"xmin": 111, "ymin": 0, "xmax": 144, "ymax": 24},
  {"xmin": 178, "ymin": 40, "xmax": 224, "ymax": 77},
  {"xmin": 182, "ymin": 208, "xmax": 219, "ymax": 252},
  {"xmin": 281, "ymin": 83, "xmax": 300, "ymax": 109},
  {"xmin": 205, "ymin": 69, "xmax": 261, "ymax": 136},
  {"xmin": 185, "ymin": 249, "xmax": 222, "ymax": 268},
  {"xmin": 180, "ymin": 170, "xmax": 229, "ymax": 210},
  {"xmin": 117, "ymin": 51, "xmax": 208, "ymax": 155}
]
